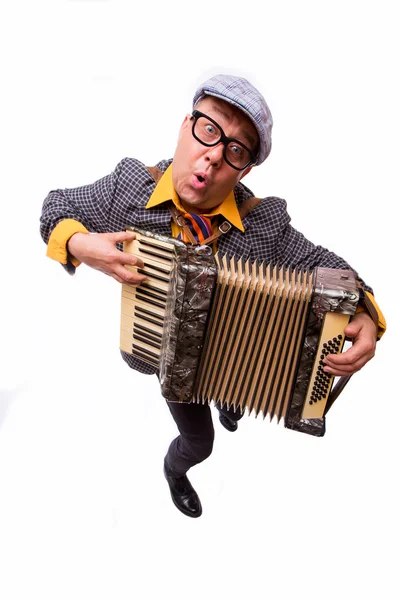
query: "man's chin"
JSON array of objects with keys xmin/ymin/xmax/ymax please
[
  {"xmin": 179, "ymin": 190, "xmax": 208, "ymax": 213},
  {"xmin": 179, "ymin": 183, "xmax": 222, "ymax": 213},
  {"xmin": 180, "ymin": 199, "xmax": 206, "ymax": 214}
]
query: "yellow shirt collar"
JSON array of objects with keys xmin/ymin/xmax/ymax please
[{"xmin": 145, "ymin": 164, "xmax": 244, "ymax": 232}]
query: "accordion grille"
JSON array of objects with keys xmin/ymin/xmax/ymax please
[{"xmin": 194, "ymin": 255, "xmax": 313, "ymax": 421}]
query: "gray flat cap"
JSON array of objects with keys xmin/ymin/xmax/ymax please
[{"xmin": 192, "ymin": 74, "xmax": 273, "ymax": 165}]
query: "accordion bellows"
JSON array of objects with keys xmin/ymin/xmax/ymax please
[{"xmin": 120, "ymin": 228, "xmax": 359, "ymax": 437}]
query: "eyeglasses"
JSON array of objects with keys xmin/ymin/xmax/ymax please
[{"xmin": 191, "ymin": 110, "xmax": 257, "ymax": 171}]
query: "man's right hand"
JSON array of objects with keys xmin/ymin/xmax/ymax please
[{"xmin": 67, "ymin": 231, "xmax": 147, "ymax": 285}]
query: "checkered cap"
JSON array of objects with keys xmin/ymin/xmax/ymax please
[{"xmin": 192, "ymin": 74, "xmax": 273, "ymax": 165}]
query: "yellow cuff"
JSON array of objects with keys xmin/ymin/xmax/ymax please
[
  {"xmin": 46, "ymin": 219, "xmax": 89, "ymax": 266},
  {"xmin": 356, "ymin": 290, "xmax": 386, "ymax": 339}
]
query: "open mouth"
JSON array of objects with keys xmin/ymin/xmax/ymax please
[{"xmin": 191, "ymin": 172, "xmax": 208, "ymax": 190}]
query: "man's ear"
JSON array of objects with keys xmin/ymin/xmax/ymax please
[
  {"xmin": 181, "ymin": 113, "xmax": 192, "ymax": 129},
  {"xmin": 177, "ymin": 114, "xmax": 192, "ymax": 139}
]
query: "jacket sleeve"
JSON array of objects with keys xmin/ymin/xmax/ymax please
[
  {"xmin": 272, "ymin": 198, "xmax": 358, "ymax": 273},
  {"xmin": 273, "ymin": 198, "xmax": 386, "ymax": 338},
  {"xmin": 40, "ymin": 162, "xmax": 125, "ymax": 243},
  {"xmin": 40, "ymin": 159, "xmax": 128, "ymax": 272}
]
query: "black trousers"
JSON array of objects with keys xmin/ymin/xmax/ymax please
[{"xmin": 164, "ymin": 400, "xmax": 245, "ymax": 477}]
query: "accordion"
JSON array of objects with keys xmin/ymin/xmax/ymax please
[{"xmin": 120, "ymin": 227, "xmax": 359, "ymax": 437}]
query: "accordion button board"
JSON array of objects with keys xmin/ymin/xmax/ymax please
[{"xmin": 301, "ymin": 311, "xmax": 350, "ymax": 419}]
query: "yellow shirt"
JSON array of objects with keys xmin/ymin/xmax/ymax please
[{"xmin": 145, "ymin": 164, "xmax": 244, "ymax": 236}]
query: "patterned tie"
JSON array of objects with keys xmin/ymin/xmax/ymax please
[{"xmin": 177, "ymin": 211, "xmax": 213, "ymax": 244}]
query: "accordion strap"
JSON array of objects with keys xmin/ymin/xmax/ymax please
[
  {"xmin": 199, "ymin": 196, "xmax": 263, "ymax": 246},
  {"xmin": 325, "ymin": 376, "xmax": 351, "ymax": 415},
  {"xmin": 169, "ymin": 203, "xmax": 198, "ymax": 245},
  {"xmin": 147, "ymin": 165, "xmax": 164, "ymax": 184}
]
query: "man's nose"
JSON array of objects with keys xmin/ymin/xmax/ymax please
[{"xmin": 204, "ymin": 143, "xmax": 224, "ymax": 167}]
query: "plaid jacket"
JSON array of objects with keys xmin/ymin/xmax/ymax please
[{"xmin": 40, "ymin": 157, "xmax": 371, "ymax": 375}]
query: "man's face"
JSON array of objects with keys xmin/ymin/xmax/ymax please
[{"xmin": 172, "ymin": 96, "xmax": 259, "ymax": 213}]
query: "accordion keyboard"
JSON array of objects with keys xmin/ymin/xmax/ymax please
[{"xmin": 120, "ymin": 232, "xmax": 175, "ymax": 366}]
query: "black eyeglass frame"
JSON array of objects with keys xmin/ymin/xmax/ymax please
[{"xmin": 191, "ymin": 110, "xmax": 257, "ymax": 171}]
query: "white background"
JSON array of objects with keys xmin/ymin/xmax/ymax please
[{"xmin": 1, "ymin": 1, "xmax": 399, "ymax": 599}]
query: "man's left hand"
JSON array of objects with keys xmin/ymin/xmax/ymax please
[{"xmin": 323, "ymin": 311, "xmax": 377, "ymax": 377}]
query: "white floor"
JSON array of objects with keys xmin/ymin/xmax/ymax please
[{"xmin": 1, "ymin": 2, "xmax": 399, "ymax": 598}]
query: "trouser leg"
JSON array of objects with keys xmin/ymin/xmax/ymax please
[{"xmin": 164, "ymin": 401, "xmax": 215, "ymax": 478}]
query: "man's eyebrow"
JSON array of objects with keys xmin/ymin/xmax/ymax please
[
  {"xmin": 210, "ymin": 103, "xmax": 232, "ymax": 122},
  {"xmin": 239, "ymin": 130, "xmax": 257, "ymax": 151},
  {"xmin": 210, "ymin": 103, "xmax": 257, "ymax": 150}
]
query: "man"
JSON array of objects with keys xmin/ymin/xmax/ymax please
[{"xmin": 40, "ymin": 74, "xmax": 385, "ymax": 518}]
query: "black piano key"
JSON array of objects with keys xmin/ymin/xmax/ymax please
[
  {"xmin": 140, "ymin": 282, "xmax": 168, "ymax": 297},
  {"xmin": 139, "ymin": 239, "xmax": 174, "ymax": 255},
  {"xmin": 132, "ymin": 344, "xmax": 159, "ymax": 360},
  {"xmin": 142, "ymin": 262, "xmax": 170, "ymax": 275},
  {"xmin": 138, "ymin": 247, "xmax": 173, "ymax": 261},
  {"xmin": 135, "ymin": 287, "xmax": 167, "ymax": 302},
  {"xmin": 133, "ymin": 333, "xmax": 161, "ymax": 350},
  {"xmin": 134, "ymin": 323, "xmax": 162, "ymax": 339},
  {"xmin": 135, "ymin": 306, "xmax": 164, "ymax": 322},
  {"xmin": 131, "ymin": 349, "xmax": 159, "ymax": 366},
  {"xmin": 134, "ymin": 313, "xmax": 163, "ymax": 329},
  {"xmin": 137, "ymin": 268, "xmax": 169, "ymax": 283},
  {"xmin": 133, "ymin": 327, "xmax": 162, "ymax": 345},
  {"xmin": 136, "ymin": 293, "xmax": 166, "ymax": 309}
]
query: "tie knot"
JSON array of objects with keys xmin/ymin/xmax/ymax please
[{"xmin": 178, "ymin": 211, "xmax": 213, "ymax": 244}]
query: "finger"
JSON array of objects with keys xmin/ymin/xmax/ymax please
[
  {"xmin": 114, "ymin": 264, "xmax": 147, "ymax": 285},
  {"xmin": 324, "ymin": 367, "xmax": 356, "ymax": 377},
  {"xmin": 323, "ymin": 357, "xmax": 362, "ymax": 376},
  {"xmin": 343, "ymin": 321, "xmax": 362, "ymax": 339},
  {"xmin": 323, "ymin": 361, "xmax": 364, "ymax": 376},
  {"xmin": 324, "ymin": 350, "xmax": 372, "ymax": 375},
  {"xmin": 324, "ymin": 341, "xmax": 375, "ymax": 367},
  {"xmin": 324, "ymin": 348, "xmax": 358, "ymax": 366},
  {"xmin": 111, "ymin": 273, "xmax": 125, "ymax": 284},
  {"xmin": 97, "ymin": 267, "xmax": 125, "ymax": 284},
  {"xmin": 108, "ymin": 231, "xmax": 137, "ymax": 244},
  {"xmin": 324, "ymin": 351, "xmax": 365, "ymax": 374},
  {"xmin": 323, "ymin": 361, "xmax": 357, "ymax": 376},
  {"xmin": 118, "ymin": 252, "xmax": 145, "ymax": 269}
]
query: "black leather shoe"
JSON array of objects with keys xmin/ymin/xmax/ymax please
[
  {"xmin": 164, "ymin": 466, "xmax": 202, "ymax": 518},
  {"xmin": 219, "ymin": 412, "xmax": 238, "ymax": 432}
]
